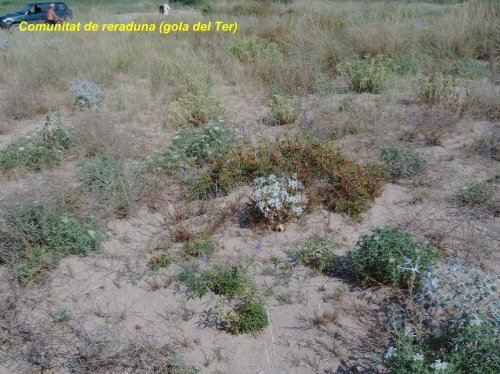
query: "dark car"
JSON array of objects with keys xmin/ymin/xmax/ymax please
[{"xmin": 0, "ymin": 2, "xmax": 72, "ymax": 30}]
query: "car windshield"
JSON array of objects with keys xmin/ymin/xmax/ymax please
[{"xmin": 16, "ymin": 4, "xmax": 31, "ymax": 13}]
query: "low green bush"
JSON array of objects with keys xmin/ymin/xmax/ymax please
[
  {"xmin": 314, "ymin": 72, "xmax": 336, "ymax": 96},
  {"xmin": 290, "ymin": 236, "xmax": 337, "ymax": 274},
  {"xmin": 382, "ymin": 144, "xmax": 426, "ymax": 178},
  {"xmin": 338, "ymin": 56, "xmax": 393, "ymax": 93},
  {"xmin": 151, "ymin": 123, "xmax": 235, "ymax": 175},
  {"xmin": 192, "ymin": 138, "xmax": 385, "ymax": 218},
  {"xmin": 178, "ymin": 265, "xmax": 268, "ymax": 334},
  {"xmin": 459, "ymin": 181, "xmax": 493, "ymax": 206},
  {"xmin": 0, "ymin": 115, "xmax": 73, "ymax": 173},
  {"xmin": 167, "ymin": 77, "xmax": 225, "ymax": 126},
  {"xmin": 452, "ymin": 59, "xmax": 487, "ymax": 79},
  {"xmin": 148, "ymin": 254, "xmax": 171, "ymax": 271},
  {"xmin": 0, "ymin": 203, "xmax": 106, "ymax": 285},
  {"xmin": 347, "ymin": 227, "xmax": 440, "ymax": 288}
]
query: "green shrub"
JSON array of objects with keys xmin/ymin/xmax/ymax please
[
  {"xmin": 148, "ymin": 254, "xmax": 171, "ymax": 271},
  {"xmin": 178, "ymin": 265, "xmax": 268, "ymax": 334},
  {"xmin": 418, "ymin": 73, "xmax": 456, "ymax": 105},
  {"xmin": 338, "ymin": 56, "xmax": 393, "ymax": 93},
  {"xmin": 452, "ymin": 59, "xmax": 487, "ymax": 79},
  {"xmin": 205, "ymin": 265, "xmax": 250, "ymax": 298},
  {"xmin": 192, "ymin": 138, "xmax": 385, "ymax": 218},
  {"xmin": 347, "ymin": 227, "xmax": 440, "ymax": 288},
  {"xmin": 383, "ymin": 323, "xmax": 499, "ymax": 374},
  {"xmin": 78, "ymin": 154, "xmax": 144, "ymax": 218},
  {"xmin": 267, "ymin": 93, "xmax": 300, "ymax": 125},
  {"xmin": 314, "ymin": 72, "xmax": 336, "ymax": 96},
  {"xmin": 291, "ymin": 236, "xmax": 337, "ymax": 274},
  {"xmin": 459, "ymin": 181, "xmax": 493, "ymax": 206},
  {"xmin": 167, "ymin": 77, "xmax": 225, "ymax": 126},
  {"xmin": 382, "ymin": 144, "xmax": 426, "ymax": 178},
  {"xmin": 151, "ymin": 123, "xmax": 235, "ymax": 175},
  {"xmin": 223, "ymin": 296, "xmax": 269, "ymax": 334},
  {"xmin": 182, "ymin": 234, "xmax": 218, "ymax": 259},
  {"xmin": 230, "ymin": 39, "xmax": 280, "ymax": 63},
  {"xmin": 1, "ymin": 203, "xmax": 106, "ymax": 285},
  {"xmin": 199, "ymin": 1, "xmax": 215, "ymax": 16},
  {"xmin": 0, "ymin": 115, "xmax": 73, "ymax": 173}
]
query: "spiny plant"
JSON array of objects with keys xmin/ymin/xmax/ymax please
[
  {"xmin": 248, "ymin": 174, "xmax": 307, "ymax": 230},
  {"xmin": 0, "ymin": 114, "xmax": 73, "ymax": 173},
  {"xmin": 68, "ymin": 80, "xmax": 105, "ymax": 111},
  {"xmin": 347, "ymin": 227, "xmax": 440, "ymax": 288},
  {"xmin": 338, "ymin": 56, "xmax": 393, "ymax": 94},
  {"xmin": 0, "ymin": 202, "xmax": 106, "ymax": 285},
  {"xmin": 150, "ymin": 123, "xmax": 235, "ymax": 175},
  {"xmin": 290, "ymin": 235, "xmax": 337, "ymax": 274},
  {"xmin": 382, "ymin": 144, "xmax": 426, "ymax": 179},
  {"xmin": 167, "ymin": 77, "xmax": 225, "ymax": 126},
  {"xmin": 192, "ymin": 138, "xmax": 385, "ymax": 218}
]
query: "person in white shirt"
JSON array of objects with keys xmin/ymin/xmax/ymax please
[{"xmin": 159, "ymin": 2, "xmax": 171, "ymax": 16}]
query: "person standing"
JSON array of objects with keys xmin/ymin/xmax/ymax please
[
  {"xmin": 46, "ymin": 3, "xmax": 61, "ymax": 24},
  {"xmin": 160, "ymin": 1, "xmax": 171, "ymax": 16}
]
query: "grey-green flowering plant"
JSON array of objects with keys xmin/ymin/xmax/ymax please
[
  {"xmin": 69, "ymin": 80, "xmax": 105, "ymax": 111},
  {"xmin": 249, "ymin": 174, "xmax": 307, "ymax": 230}
]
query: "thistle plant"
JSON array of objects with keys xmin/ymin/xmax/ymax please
[
  {"xmin": 249, "ymin": 174, "xmax": 307, "ymax": 230},
  {"xmin": 68, "ymin": 80, "xmax": 105, "ymax": 111}
]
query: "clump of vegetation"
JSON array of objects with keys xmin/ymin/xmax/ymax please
[
  {"xmin": 150, "ymin": 123, "xmax": 235, "ymax": 175},
  {"xmin": 178, "ymin": 265, "xmax": 268, "ymax": 334},
  {"xmin": 148, "ymin": 254, "xmax": 171, "ymax": 271},
  {"xmin": 193, "ymin": 138, "xmax": 385, "ymax": 218},
  {"xmin": 314, "ymin": 72, "xmax": 337, "ymax": 96},
  {"xmin": 347, "ymin": 227, "xmax": 440, "ymax": 288},
  {"xmin": 338, "ymin": 56, "xmax": 393, "ymax": 93},
  {"xmin": 266, "ymin": 93, "xmax": 300, "ymax": 125},
  {"xmin": 390, "ymin": 56, "xmax": 420, "ymax": 75},
  {"xmin": 382, "ymin": 264, "xmax": 499, "ymax": 373},
  {"xmin": 248, "ymin": 174, "xmax": 307, "ymax": 230},
  {"xmin": 452, "ymin": 59, "xmax": 487, "ymax": 79},
  {"xmin": 382, "ymin": 144, "xmax": 426, "ymax": 178},
  {"xmin": 418, "ymin": 73, "xmax": 456, "ymax": 105},
  {"xmin": 0, "ymin": 203, "xmax": 106, "ymax": 285},
  {"xmin": 472, "ymin": 130, "xmax": 499, "ymax": 161},
  {"xmin": 182, "ymin": 234, "xmax": 218, "ymax": 260},
  {"xmin": 458, "ymin": 181, "xmax": 494, "ymax": 206},
  {"xmin": 68, "ymin": 80, "xmax": 105, "ymax": 111},
  {"xmin": 290, "ymin": 236, "xmax": 337, "ymax": 274},
  {"xmin": 0, "ymin": 115, "xmax": 73, "ymax": 173},
  {"xmin": 408, "ymin": 106, "xmax": 457, "ymax": 146},
  {"xmin": 230, "ymin": 39, "xmax": 280, "ymax": 63},
  {"xmin": 78, "ymin": 154, "xmax": 144, "ymax": 218},
  {"xmin": 167, "ymin": 77, "xmax": 225, "ymax": 126}
]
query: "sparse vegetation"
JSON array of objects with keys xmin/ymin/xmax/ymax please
[
  {"xmin": 382, "ymin": 144, "xmax": 426, "ymax": 178},
  {"xmin": 459, "ymin": 181, "xmax": 494, "ymax": 207},
  {"xmin": 0, "ymin": 115, "xmax": 73, "ymax": 173},
  {"xmin": 0, "ymin": 203, "xmax": 106, "ymax": 285},
  {"xmin": 348, "ymin": 227, "xmax": 440, "ymax": 288},
  {"xmin": 167, "ymin": 77, "xmax": 225, "ymax": 126},
  {"xmin": 182, "ymin": 234, "xmax": 218, "ymax": 260},
  {"xmin": 290, "ymin": 236, "xmax": 337, "ymax": 274},
  {"xmin": 266, "ymin": 93, "xmax": 300, "ymax": 125},
  {"xmin": 417, "ymin": 73, "xmax": 456, "ymax": 106},
  {"xmin": 230, "ymin": 39, "xmax": 280, "ymax": 63}
]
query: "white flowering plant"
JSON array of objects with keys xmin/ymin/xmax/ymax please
[
  {"xmin": 68, "ymin": 80, "xmax": 105, "ymax": 111},
  {"xmin": 248, "ymin": 174, "xmax": 307, "ymax": 230},
  {"xmin": 381, "ymin": 263, "xmax": 499, "ymax": 373}
]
